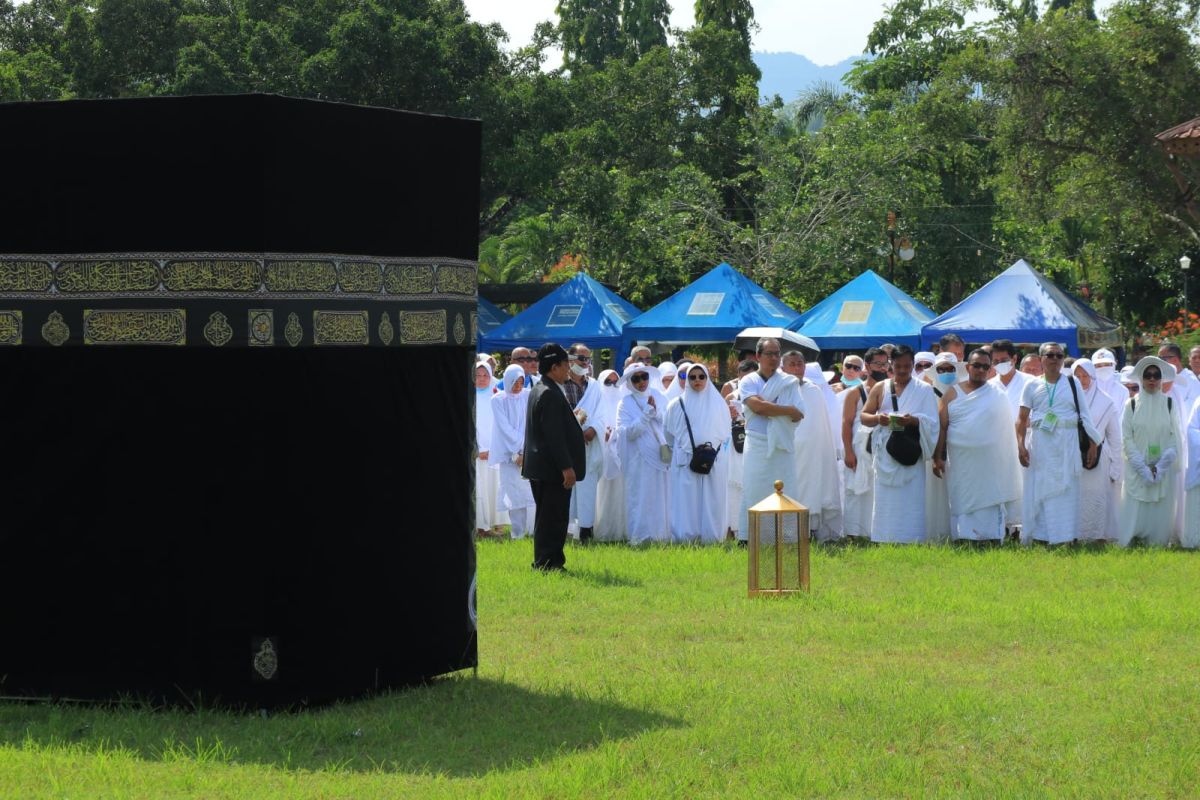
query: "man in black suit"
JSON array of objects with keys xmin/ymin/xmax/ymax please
[{"xmin": 522, "ymin": 343, "xmax": 587, "ymax": 571}]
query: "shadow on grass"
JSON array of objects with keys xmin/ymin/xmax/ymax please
[
  {"xmin": 567, "ymin": 567, "xmax": 644, "ymax": 588},
  {"xmin": 0, "ymin": 676, "xmax": 680, "ymax": 777}
]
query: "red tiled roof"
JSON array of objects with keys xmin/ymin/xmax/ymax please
[{"xmin": 1157, "ymin": 117, "xmax": 1200, "ymax": 156}]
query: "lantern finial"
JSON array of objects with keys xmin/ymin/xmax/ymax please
[{"xmin": 774, "ymin": 480, "xmax": 783, "ymax": 494}]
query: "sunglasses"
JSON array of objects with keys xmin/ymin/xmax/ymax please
[
  {"xmin": 1042, "ymin": 353, "xmax": 1065, "ymax": 360},
  {"xmin": 1144, "ymin": 372, "xmax": 1162, "ymax": 380},
  {"xmin": 916, "ymin": 362, "xmax": 934, "ymax": 370},
  {"xmin": 843, "ymin": 364, "xmax": 862, "ymax": 372},
  {"xmin": 631, "ymin": 374, "xmax": 649, "ymax": 384},
  {"xmin": 604, "ymin": 378, "xmax": 618, "ymax": 386},
  {"xmin": 689, "ymin": 373, "xmax": 708, "ymax": 382},
  {"xmin": 515, "ymin": 356, "xmax": 536, "ymax": 362},
  {"xmin": 968, "ymin": 363, "xmax": 990, "ymax": 369},
  {"xmin": 936, "ymin": 366, "xmax": 957, "ymax": 374},
  {"xmin": 572, "ymin": 355, "xmax": 591, "ymax": 362},
  {"xmin": 759, "ymin": 350, "xmax": 781, "ymax": 357}
]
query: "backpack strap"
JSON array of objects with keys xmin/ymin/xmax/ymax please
[{"xmin": 859, "ymin": 385, "xmax": 867, "ymax": 404}]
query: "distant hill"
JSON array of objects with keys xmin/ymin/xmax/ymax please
[{"xmin": 754, "ymin": 51, "xmax": 862, "ymax": 103}]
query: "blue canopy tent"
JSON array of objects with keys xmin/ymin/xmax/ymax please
[
  {"xmin": 788, "ymin": 269, "xmax": 935, "ymax": 350},
  {"xmin": 478, "ymin": 272, "xmax": 640, "ymax": 353},
  {"xmin": 619, "ymin": 262, "xmax": 800, "ymax": 360},
  {"xmin": 476, "ymin": 296, "xmax": 510, "ymax": 347},
  {"xmin": 921, "ymin": 260, "xmax": 1122, "ymax": 355}
]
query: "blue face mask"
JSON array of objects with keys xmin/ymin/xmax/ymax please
[
  {"xmin": 842, "ymin": 377, "xmax": 863, "ymax": 388},
  {"xmin": 936, "ymin": 371, "xmax": 957, "ymax": 386}
]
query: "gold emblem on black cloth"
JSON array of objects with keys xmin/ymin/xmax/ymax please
[
  {"xmin": 84, "ymin": 309, "xmax": 187, "ymax": 345},
  {"xmin": 41, "ymin": 311, "xmax": 69, "ymax": 346},
  {"xmin": 400, "ymin": 310, "xmax": 447, "ymax": 344},
  {"xmin": 453, "ymin": 313, "xmax": 466, "ymax": 345},
  {"xmin": 285, "ymin": 312, "xmax": 303, "ymax": 347},
  {"xmin": 379, "ymin": 311, "xmax": 394, "ymax": 345},
  {"xmin": 248, "ymin": 309, "xmax": 274, "ymax": 346},
  {"xmin": 204, "ymin": 311, "xmax": 233, "ymax": 347},
  {"xmin": 313, "ymin": 310, "xmax": 369, "ymax": 345},
  {"xmin": 253, "ymin": 639, "xmax": 279, "ymax": 681},
  {"xmin": 0, "ymin": 311, "xmax": 22, "ymax": 345}
]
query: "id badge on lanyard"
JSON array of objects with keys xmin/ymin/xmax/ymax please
[{"xmin": 1039, "ymin": 379, "xmax": 1060, "ymax": 432}]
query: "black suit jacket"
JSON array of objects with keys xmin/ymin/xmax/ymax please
[{"xmin": 522, "ymin": 374, "xmax": 586, "ymax": 482}]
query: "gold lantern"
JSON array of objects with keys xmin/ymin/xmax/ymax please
[{"xmin": 747, "ymin": 480, "xmax": 810, "ymax": 596}]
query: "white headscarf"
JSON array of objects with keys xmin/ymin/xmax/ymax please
[
  {"xmin": 914, "ymin": 351, "xmax": 936, "ymax": 381},
  {"xmin": 1073, "ymin": 357, "xmax": 1099, "ymax": 402},
  {"xmin": 933, "ymin": 351, "xmax": 967, "ymax": 385},
  {"xmin": 657, "ymin": 361, "xmax": 676, "ymax": 392},
  {"xmin": 617, "ymin": 362, "xmax": 669, "ymax": 472},
  {"xmin": 597, "ymin": 369, "xmax": 622, "ymax": 424},
  {"xmin": 490, "ymin": 364, "xmax": 528, "ymax": 462},
  {"xmin": 475, "ymin": 362, "xmax": 497, "ymax": 451},
  {"xmin": 665, "ymin": 361, "xmax": 693, "ymax": 402},
  {"xmin": 674, "ymin": 363, "xmax": 729, "ymax": 446},
  {"xmin": 1126, "ymin": 356, "xmax": 1180, "ymax": 501}
]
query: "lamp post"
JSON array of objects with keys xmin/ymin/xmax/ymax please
[
  {"xmin": 885, "ymin": 211, "xmax": 915, "ymax": 282},
  {"xmin": 1183, "ymin": 255, "xmax": 1192, "ymax": 319}
]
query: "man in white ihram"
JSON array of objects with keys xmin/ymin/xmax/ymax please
[
  {"xmin": 782, "ymin": 350, "xmax": 843, "ymax": 542},
  {"xmin": 860, "ymin": 344, "xmax": 938, "ymax": 543},
  {"xmin": 739, "ymin": 338, "xmax": 805, "ymax": 542},
  {"xmin": 1016, "ymin": 342, "xmax": 1100, "ymax": 545},
  {"xmin": 933, "ymin": 348, "xmax": 1020, "ymax": 542}
]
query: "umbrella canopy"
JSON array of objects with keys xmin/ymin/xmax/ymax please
[
  {"xmin": 476, "ymin": 296, "xmax": 511, "ymax": 347},
  {"xmin": 619, "ymin": 262, "xmax": 799, "ymax": 360},
  {"xmin": 789, "ymin": 269, "xmax": 935, "ymax": 350},
  {"xmin": 479, "ymin": 272, "xmax": 640, "ymax": 353},
  {"xmin": 921, "ymin": 260, "xmax": 1121, "ymax": 355},
  {"xmin": 734, "ymin": 327, "xmax": 820, "ymax": 360}
]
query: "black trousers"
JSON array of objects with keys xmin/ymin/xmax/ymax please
[{"xmin": 530, "ymin": 478, "xmax": 570, "ymax": 570}]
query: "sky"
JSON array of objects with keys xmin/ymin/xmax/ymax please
[{"xmin": 462, "ymin": 0, "xmax": 897, "ymax": 66}]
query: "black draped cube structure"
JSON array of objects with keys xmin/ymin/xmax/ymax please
[{"xmin": 0, "ymin": 94, "xmax": 479, "ymax": 706}]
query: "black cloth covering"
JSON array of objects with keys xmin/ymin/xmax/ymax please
[{"xmin": 0, "ymin": 94, "xmax": 480, "ymax": 706}]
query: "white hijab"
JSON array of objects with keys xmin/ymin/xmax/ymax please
[
  {"xmin": 475, "ymin": 362, "xmax": 497, "ymax": 451},
  {"xmin": 490, "ymin": 364, "xmax": 528, "ymax": 462},
  {"xmin": 665, "ymin": 361, "xmax": 693, "ymax": 402},
  {"xmin": 657, "ymin": 361, "xmax": 676, "ymax": 393},
  {"xmin": 674, "ymin": 364, "xmax": 729, "ymax": 446},
  {"xmin": 597, "ymin": 369, "xmax": 622, "ymax": 426}
]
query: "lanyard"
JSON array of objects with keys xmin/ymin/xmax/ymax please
[{"xmin": 1045, "ymin": 376, "xmax": 1058, "ymax": 409}]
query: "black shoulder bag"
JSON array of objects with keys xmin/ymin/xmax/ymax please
[
  {"xmin": 884, "ymin": 380, "xmax": 923, "ymax": 467},
  {"xmin": 681, "ymin": 400, "xmax": 720, "ymax": 475},
  {"xmin": 1066, "ymin": 376, "xmax": 1101, "ymax": 470}
]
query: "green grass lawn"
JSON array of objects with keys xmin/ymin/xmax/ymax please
[{"xmin": 4, "ymin": 540, "xmax": 1200, "ymax": 798}]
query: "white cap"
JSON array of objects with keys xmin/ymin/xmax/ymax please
[
  {"xmin": 1119, "ymin": 365, "xmax": 1138, "ymax": 386},
  {"xmin": 1093, "ymin": 348, "xmax": 1116, "ymax": 366},
  {"xmin": 914, "ymin": 351, "xmax": 936, "ymax": 367}
]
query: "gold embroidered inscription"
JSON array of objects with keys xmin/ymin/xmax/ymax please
[
  {"xmin": 436, "ymin": 265, "xmax": 476, "ymax": 295},
  {"xmin": 0, "ymin": 310, "xmax": 22, "ymax": 345},
  {"xmin": 400, "ymin": 310, "xmax": 447, "ymax": 344},
  {"xmin": 0, "ymin": 261, "xmax": 53, "ymax": 292},
  {"xmin": 163, "ymin": 260, "xmax": 261, "ymax": 292},
  {"xmin": 84, "ymin": 309, "xmax": 186, "ymax": 345},
  {"xmin": 313, "ymin": 310, "xmax": 369, "ymax": 345},
  {"xmin": 58, "ymin": 260, "xmax": 160, "ymax": 292},
  {"xmin": 383, "ymin": 264, "xmax": 434, "ymax": 294},
  {"xmin": 339, "ymin": 262, "xmax": 383, "ymax": 293},
  {"xmin": 264, "ymin": 260, "xmax": 337, "ymax": 292}
]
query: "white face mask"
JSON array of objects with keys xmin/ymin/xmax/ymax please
[
  {"xmin": 570, "ymin": 363, "xmax": 590, "ymax": 377},
  {"xmin": 1096, "ymin": 365, "xmax": 1115, "ymax": 380},
  {"xmin": 994, "ymin": 362, "xmax": 1013, "ymax": 377},
  {"xmin": 936, "ymin": 372, "xmax": 957, "ymax": 386}
]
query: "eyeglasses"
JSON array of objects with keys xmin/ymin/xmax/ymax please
[
  {"xmin": 631, "ymin": 374, "xmax": 649, "ymax": 384},
  {"xmin": 1042, "ymin": 353, "xmax": 1065, "ymax": 360},
  {"xmin": 968, "ymin": 363, "xmax": 990, "ymax": 370},
  {"xmin": 689, "ymin": 373, "xmax": 707, "ymax": 382},
  {"xmin": 843, "ymin": 364, "xmax": 862, "ymax": 372},
  {"xmin": 916, "ymin": 362, "xmax": 934, "ymax": 370},
  {"xmin": 604, "ymin": 379, "xmax": 619, "ymax": 386},
  {"xmin": 572, "ymin": 355, "xmax": 591, "ymax": 362},
  {"xmin": 936, "ymin": 367, "xmax": 957, "ymax": 374},
  {"xmin": 515, "ymin": 356, "xmax": 536, "ymax": 362},
  {"xmin": 759, "ymin": 350, "xmax": 781, "ymax": 358}
]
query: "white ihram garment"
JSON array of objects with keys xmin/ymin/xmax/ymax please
[
  {"xmin": 1181, "ymin": 395, "xmax": 1200, "ymax": 549},
  {"xmin": 594, "ymin": 371, "xmax": 627, "ymax": 542},
  {"xmin": 988, "ymin": 370, "xmax": 1031, "ymax": 528},
  {"xmin": 870, "ymin": 379, "xmax": 938, "ymax": 543},
  {"xmin": 945, "ymin": 381, "xmax": 1019, "ymax": 541},
  {"xmin": 1119, "ymin": 386, "xmax": 1181, "ymax": 548},
  {"xmin": 1073, "ymin": 361, "xmax": 1121, "ymax": 542},
  {"xmin": 740, "ymin": 370, "xmax": 804, "ymax": 542},
  {"xmin": 792, "ymin": 377, "xmax": 843, "ymax": 542},
  {"xmin": 491, "ymin": 366, "xmax": 535, "ymax": 538},
  {"xmin": 616, "ymin": 382, "xmax": 670, "ymax": 544},
  {"xmin": 569, "ymin": 377, "xmax": 606, "ymax": 532},
  {"xmin": 475, "ymin": 382, "xmax": 507, "ymax": 529},
  {"xmin": 842, "ymin": 386, "xmax": 874, "ymax": 538},
  {"xmin": 664, "ymin": 365, "xmax": 730, "ymax": 544}
]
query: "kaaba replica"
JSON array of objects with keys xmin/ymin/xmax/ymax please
[{"xmin": 0, "ymin": 94, "xmax": 480, "ymax": 706}]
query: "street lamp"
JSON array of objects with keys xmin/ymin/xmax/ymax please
[{"xmin": 1183, "ymin": 255, "xmax": 1192, "ymax": 318}]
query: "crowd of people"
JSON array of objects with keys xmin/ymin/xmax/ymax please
[{"xmin": 475, "ymin": 335, "xmax": 1200, "ymax": 570}]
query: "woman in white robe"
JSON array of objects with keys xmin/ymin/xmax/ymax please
[
  {"xmin": 664, "ymin": 362, "xmax": 692, "ymax": 403},
  {"xmin": 616, "ymin": 363, "xmax": 670, "ymax": 544},
  {"xmin": 490, "ymin": 364, "xmax": 535, "ymax": 539},
  {"xmin": 1072, "ymin": 359, "xmax": 1121, "ymax": 542},
  {"xmin": 841, "ymin": 360, "xmax": 875, "ymax": 540},
  {"xmin": 594, "ymin": 369, "xmax": 628, "ymax": 541},
  {"xmin": 664, "ymin": 364, "xmax": 730, "ymax": 544},
  {"xmin": 474, "ymin": 362, "xmax": 507, "ymax": 533},
  {"xmin": 1119, "ymin": 357, "xmax": 1181, "ymax": 547},
  {"xmin": 657, "ymin": 362, "xmax": 676, "ymax": 395}
]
